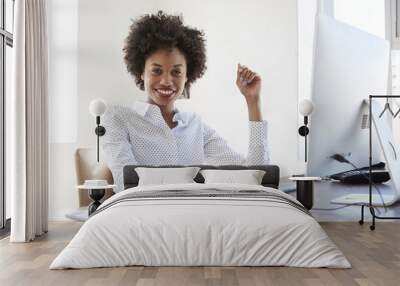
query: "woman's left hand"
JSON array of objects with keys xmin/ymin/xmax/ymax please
[{"xmin": 236, "ymin": 63, "xmax": 261, "ymax": 104}]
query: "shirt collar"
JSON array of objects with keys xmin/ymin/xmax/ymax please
[
  {"xmin": 172, "ymin": 110, "xmax": 185, "ymax": 125},
  {"xmin": 132, "ymin": 101, "xmax": 185, "ymax": 125},
  {"xmin": 132, "ymin": 100, "xmax": 152, "ymax": 117}
]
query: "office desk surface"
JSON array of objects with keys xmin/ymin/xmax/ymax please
[{"xmin": 291, "ymin": 180, "xmax": 400, "ymax": 221}]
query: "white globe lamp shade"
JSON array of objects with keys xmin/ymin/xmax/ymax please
[
  {"xmin": 299, "ymin": 99, "xmax": 314, "ymax": 116},
  {"xmin": 89, "ymin": 99, "xmax": 107, "ymax": 117}
]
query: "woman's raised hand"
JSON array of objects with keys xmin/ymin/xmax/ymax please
[{"xmin": 236, "ymin": 63, "xmax": 261, "ymax": 104}]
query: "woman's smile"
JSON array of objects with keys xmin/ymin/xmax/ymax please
[{"xmin": 154, "ymin": 87, "xmax": 177, "ymax": 98}]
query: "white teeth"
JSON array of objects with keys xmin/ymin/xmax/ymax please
[{"xmin": 156, "ymin": 89, "xmax": 174, "ymax": 96}]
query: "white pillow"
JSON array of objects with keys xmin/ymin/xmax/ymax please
[
  {"xmin": 200, "ymin": 169, "xmax": 266, "ymax": 185},
  {"xmin": 135, "ymin": 167, "xmax": 201, "ymax": 186}
]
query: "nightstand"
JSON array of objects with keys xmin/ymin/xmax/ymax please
[
  {"xmin": 288, "ymin": 176, "xmax": 321, "ymax": 210},
  {"xmin": 77, "ymin": 184, "xmax": 116, "ymax": 216}
]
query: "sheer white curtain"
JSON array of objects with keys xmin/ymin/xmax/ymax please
[{"xmin": 10, "ymin": 0, "xmax": 49, "ymax": 242}]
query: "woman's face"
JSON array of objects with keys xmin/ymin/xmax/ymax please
[{"xmin": 141, "ymin": 48, "xmax": 188, "ymax": 108}]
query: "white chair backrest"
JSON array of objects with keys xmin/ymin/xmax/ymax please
[{"xmin": 75, "ymin": 147, "xmax": 114, "ymax": 207}]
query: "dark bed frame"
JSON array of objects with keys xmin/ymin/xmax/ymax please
[{"xmin": 123, "ymin": 165, "xmax": 280, "ymax": 189}]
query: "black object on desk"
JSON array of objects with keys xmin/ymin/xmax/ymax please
[
  {"xmin": 330, "ymin": 170, "xmax": 390, "ymax": 184},
  {"xmin": 329, "ymin": 162, "xmax": 390, "ymax": 184}
]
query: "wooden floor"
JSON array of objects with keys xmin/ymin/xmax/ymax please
[{"xmin": 1, "ymin": 222, "xmax": 400, "ymax": 286}]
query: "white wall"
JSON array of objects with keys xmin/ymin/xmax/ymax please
[
  {"xmin": 48, "ymin": 0, "xmax": 301, "ymax": 220},
  {"xmin": 298, "ymin": 0, "xmax": 317, "ymax": 103},
  {"xmin": 297, "ymin": 0, "xmax": 318, "ymax": 162},
  {"xmin": 48, "ymin": 0, "xmax": 79, "ymax": 219}
]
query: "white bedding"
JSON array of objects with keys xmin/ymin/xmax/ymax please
[{"xmin": 50, "ymin": 183, "xmax": 351, "ymax": 269}]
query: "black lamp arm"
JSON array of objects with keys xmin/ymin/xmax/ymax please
[
  {"xmin": 303, "ymin": 116, "xmax": 308, "ymax": 125},
  {"xmin": 94, "ymin": 116, "xmax": 106, "ymax": 162},
  {"xmin": 298, "ymin": 116, "xmax": 310, "ymax": 162}
]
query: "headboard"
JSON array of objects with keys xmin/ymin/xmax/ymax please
[{"xmin": 123, "ymin": 165, "xmax": 280, "ymax": 189}]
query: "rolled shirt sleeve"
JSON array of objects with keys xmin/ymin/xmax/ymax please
[{"xmin": 247, "ymin": 120, "xmax": 270, "ymax": 164}]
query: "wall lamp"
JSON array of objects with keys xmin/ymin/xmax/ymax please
[
  {"xmin": 89, "ymin": 99, "xmax": 107, "ymax": 162},
  {"xmin": 298, "ymin": 99, "xmax": 314, "ymax": 162}
]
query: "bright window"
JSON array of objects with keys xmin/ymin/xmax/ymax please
[{"xmin": 333, "ymin": 0, "xmax": 386, "ymax": 39}]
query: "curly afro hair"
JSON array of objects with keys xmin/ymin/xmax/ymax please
[{"xmin": 123, "ymin": 11, "xmax": 207, "ymax": 94}]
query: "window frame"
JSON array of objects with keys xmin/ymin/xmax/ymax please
[
  {"xmin": 391, "ymin": 0, "xmax": 400, "ymax": 48},
  {"xmin": 0, "ymin": 0, "xmax": 13, "ymax": 231}
]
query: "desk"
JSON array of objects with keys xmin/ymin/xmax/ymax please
[{"xmin": 293, "ymin": 181, "xmax": 400, "ymax": 222}]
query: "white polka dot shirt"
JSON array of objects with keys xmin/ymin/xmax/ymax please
[{"xmin": 102, "ymin": 101, "xmax": 270, "ymax": 192}]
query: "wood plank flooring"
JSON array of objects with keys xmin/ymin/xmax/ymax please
[{"xmin": 1, "ymin": 221, "xmax": 400, "ymax": 286}]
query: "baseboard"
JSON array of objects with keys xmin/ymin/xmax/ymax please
[
  {"xmin": 48, "ymin": 208, "xmax": 80, "ymax": 221},
  {"xmin": 48, "ymin": 216, "xmax": 74, "ymax": 222}
]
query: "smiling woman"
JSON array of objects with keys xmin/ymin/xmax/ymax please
[
  {"xmin": 123, "ymin": 11, "xmax": 206, "ymax": 97},
  {"xmin": 101, "ymin": 11, "xmax": 270, "ymax": 193},
  {"xmin": 141, "ymin": 48, "xmax": 188, "ymax": 128}
]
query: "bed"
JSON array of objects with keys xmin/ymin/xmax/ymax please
[{"xmin": 50, "ymin": 165, "xmax": 350, "ymax": 269}]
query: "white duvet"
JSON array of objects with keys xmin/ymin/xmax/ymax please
[{"xmin": 50, "ymin": 183, "xmax": 351, "ymax": 269}]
